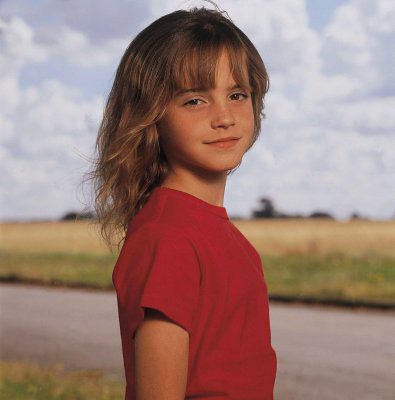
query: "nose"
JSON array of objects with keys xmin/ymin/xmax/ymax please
[{"xmin": 211, "ymin": 101, "xmax": 235, "ymax": 129}]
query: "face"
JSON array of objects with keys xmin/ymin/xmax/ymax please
[{"xmin": 156, "ymin": 49, "xmax": 255, "ymax": 179}]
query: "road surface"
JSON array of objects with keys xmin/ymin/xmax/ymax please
[{"xmin": 1, "ymin": 283, "xmax": 394, "ymax": 399}]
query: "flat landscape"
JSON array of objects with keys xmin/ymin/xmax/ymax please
[
  {"xmin": 1, "ymin": 218, "xmax": 394, "ymax": 399},
  {"xmin": 1, "ymin": 282, "xmax": 394, "ymax": 400},
  {"xmin": 0, "ymin": 218, "xmax": 394, "ymax": 305}
]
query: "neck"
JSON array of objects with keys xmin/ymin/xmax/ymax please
[{"xmin": 160, "ymin": 170, "xmax": 227, "ymax": 208}]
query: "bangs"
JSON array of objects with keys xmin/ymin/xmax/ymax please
[{"xmin": 169, "ymin": 40, "xmax": 252, "ymax": 97}]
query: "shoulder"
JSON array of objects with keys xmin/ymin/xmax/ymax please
[
  {"xmin": 114, "ymin": 221, "xmax": 203, "ymax": 289},
  {"xmin": 127, "ymin": 188, "xmax": 199, "ymax": 235},
  {"xmin": 128, "ymin": 220, "xmax": 192, "ymax": 241},
  {"xmin": 127, "ymin": 218, "xmax": 200, "ymax": 248},
  {"xmin": 122, "ymin": 221, "xmax": 201, "ymax": 266}
]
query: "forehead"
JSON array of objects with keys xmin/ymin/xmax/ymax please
[
  {"xmin": 170, "ymin": 45, "xmax": 251, "ymax": 94},
  {"xmin": 175, "ymin": 82, "xmax": 244, "ymax": 99}
]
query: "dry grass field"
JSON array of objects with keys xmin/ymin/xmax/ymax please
[
  {"xmin": 0, "ymin": 219, "xmax": 394, "ymax": 399},
  {"xmin": 1, "ymin": 219, "xmax": 394, "ymax": 305},
  {"xmin": 0, "ymin": 220, "xmax": 109, "ymax": 255},
  {"xmin": 1, "ymin": 218, "xmax": 394, "ymax": 257},
  {"xmin": 235, "ymin": 218, "xmax": 395, "ymax": 257}
]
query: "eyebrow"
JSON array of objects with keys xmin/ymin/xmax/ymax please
[{"xmin": 175, "ymin": 83, "xmax": 245, "ymax": 97}]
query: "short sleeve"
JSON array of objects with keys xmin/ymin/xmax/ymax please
[{"xmin": 131, "ymin": 225, "xmax": 201, "ymax": 339}]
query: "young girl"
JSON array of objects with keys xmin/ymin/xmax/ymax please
[{"xmin": 87, "ymin": 2, "xmax": 276, "ymax": 399}]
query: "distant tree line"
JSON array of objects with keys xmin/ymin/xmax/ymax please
[
  {"xmin": 59, "ymin": 197, "xmax": 393, "ymax": 222},
  {"xmin": 61, "ymin": 211, "xmax": 96, "ymax": 221},
  {"xmin": 251, "ymin": 197, "xmax": 334, "ymax": 219}
]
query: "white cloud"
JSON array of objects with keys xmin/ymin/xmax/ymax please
[
  {"xmin": 0, "ymin": 16, "xmax": 48, "ymax": 66},
  {"xmin": 1, "ymin": 78, "xmax": 104, "ymax": 219},
  {"xmin": 0, "ymin": 16, "xmax": 104, "ymax": 219},
  {"xmin": 0, "ymin": 0, "xmax": 394, "ymax": 220},
  {"xmin": 0, "ymin": 0, "xmax": 150, "ymax": 41},
  {"xmin": 0, "ymin": 16, "xmax": 48, "ymax": 114},
  {"xmin": 331, "ymin": 97, "xmax": 395, "ymax": 134},
  {"xmin": 46, "ymin": 26, "xmax": 129, "ymax": 69},
  {"xmin": 223, "ymin": 0, "xmax": 394, "ymax": 219},
  {"xmin": 321, "ymin": 0, "xmax": 395, "ymax": 95}
]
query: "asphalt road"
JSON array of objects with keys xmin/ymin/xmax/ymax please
[{"xmin": 1, "ymin": 283, "xmax": 394, "ymax": 400}]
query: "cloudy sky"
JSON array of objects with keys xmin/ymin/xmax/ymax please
[{"xmin": 1, "ymin": 0, "xmax": 394, "ymax": 221}]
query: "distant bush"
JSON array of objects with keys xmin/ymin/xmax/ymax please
[{"xmin": 61, "ymin": 211, "xmax": 96, "ymax": 221}]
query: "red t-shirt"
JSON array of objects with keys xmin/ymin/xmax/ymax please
[{"xmin": 113, "ymin": 186, "xmax": 277, "ymax": 399}]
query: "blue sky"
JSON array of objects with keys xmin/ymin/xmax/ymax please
[
  {"xmin": 306, "ymin": 0, "xmax": 347, "ymax": 32},
  {"xmin": 1, "ymin": 0, "xmax": 394, "ymax": 221}
]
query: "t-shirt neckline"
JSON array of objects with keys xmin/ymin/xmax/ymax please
[{"xmin": 152, "ymin": 186, "xmax": 230, "ymax": 220}]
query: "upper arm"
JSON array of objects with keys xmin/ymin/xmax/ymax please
[
  {"xmin": 134, "ymin": 307, "xmax": 189, "ymax": 400},
  {"xmin": 130, "ymin": 225, "xmax": 202, "ymax": 338},
  {"xmin": 123, "ymin": 225, "xmax": 201, "ymax": 398}
]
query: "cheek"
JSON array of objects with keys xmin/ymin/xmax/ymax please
[
  {"xmin": 248, "ymin": 105, "xmax": 255, "ymax": 131},
  {"xmin": 157, "ymin": 115, "xmax": 179, "ymax": 143},
  {"xmin": 237, "ymin": 98, "xmax": 254, "ymax": 120},
  {"xmin": 240, "ymin": 105, "xmax": 255, "ymax": 133},
  {"xmin": 157, "ymin": 115, "xmax": 193, "ymax": 156},
  {"xmin": 238, "ymin": 106, "xmax": 255, "ymax": 148}
]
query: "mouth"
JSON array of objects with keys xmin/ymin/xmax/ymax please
[
  {"xmin": 206, "ymin": 136, "xmax": 240, "ymax": 144},
  {"xmin": 205, "ymin": 137, "xmax": 240, "ymax": 149}
]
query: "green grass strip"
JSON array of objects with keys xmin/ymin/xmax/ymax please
[
  {"xmin": 0, "ymin": 360, "xmax": 124, "ymax": 400},
  {"xmin": 0, "ymin": 251, "xmax": 117, "ymax": 290},
  {"xmin": 0, "ymin": 250, "xmax": 394, "ymax": 305},
  {"xmin": 262, "ymin": 251, "xmax": 395, "ymax": 305}
]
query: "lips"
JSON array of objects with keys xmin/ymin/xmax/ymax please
[
  {"xmin": 206, "ymin": 137, "xmax": 240, "ymax": 149},
  {"xmin": 208, "ymin": 136, "xmax": 240, "ymax": 144}
]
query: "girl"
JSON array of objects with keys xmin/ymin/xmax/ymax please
[{"xmin": 86, "ymin": 2, "xmax": 276, "ymax": 399}]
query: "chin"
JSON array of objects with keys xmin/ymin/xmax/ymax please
[
  {"xmin": 208, "ymin": 159, "xmax": 243, "ymax": 173},
  {"xmin": 190, "ymin": 154, "xmax": 243, "ymax": 174}
]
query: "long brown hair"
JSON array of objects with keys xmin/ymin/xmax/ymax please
[{"xmin": 81, "ymin": 1, "xmax": 269, "ymax": 252}]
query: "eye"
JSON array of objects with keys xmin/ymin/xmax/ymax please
[
  {"xmin": 230, "ymin": 92, "xmax": 249, "ymax": 101},
  {"xmin": 183, "ymin": 98, "xmax": 204, "ymax": 107},
  {"xmin": 183, "ymin": 92, "xmax": 249, "ymax": 107}
]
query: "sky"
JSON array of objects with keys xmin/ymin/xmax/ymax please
[{"xmin": 0, "ymin": 0, "xmax": 394, "ymax": 221}]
